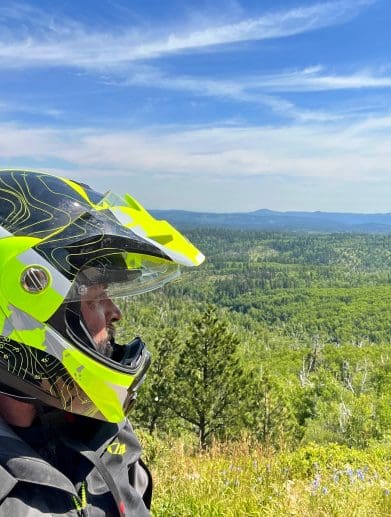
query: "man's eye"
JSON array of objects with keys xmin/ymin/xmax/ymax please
[
  {"xmin": 88, "ymin": 293, "xmax": 108, "ymax": 305},
  {"xmin": 95, "ymin": 289, "xmax": 109, "ymax": 299}
]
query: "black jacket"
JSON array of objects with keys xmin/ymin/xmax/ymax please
[{"xmin": 0, "ymin": 414, "xmax": 152, "ymax": 516}]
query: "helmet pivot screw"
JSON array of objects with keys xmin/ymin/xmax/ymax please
[{"xmin": 21, "ymin": 266, "xmax": 50, "ymax": 293}]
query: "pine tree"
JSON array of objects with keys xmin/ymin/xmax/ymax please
[
  {"xmin": 133, "ymin": 328, "xmax": 180, "ymax": 433},
  {"xmin": 168, "ymin": 306, "xmax": 245, "ymax": 448}
]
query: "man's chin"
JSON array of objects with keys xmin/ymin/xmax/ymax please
[{"xmin": 95, "ymin": 339, "xmax": 114, "ymax": 358}]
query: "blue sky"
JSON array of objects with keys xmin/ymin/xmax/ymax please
[{"xmin": 0, "ymin": 0, "xmax": 390, "ymax": 212}]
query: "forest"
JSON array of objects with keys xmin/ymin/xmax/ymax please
[{"xmin": 117, "ymin": 229, "xmax": 391, "ymax": 515}]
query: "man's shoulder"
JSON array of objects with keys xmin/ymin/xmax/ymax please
[
  {"xmin": 0, "ymin": 417, "xmax": 77, "ymax": 497},
  {"xmin": 0, "ymin": 417, "xmax": 151, "ymax": 515}
]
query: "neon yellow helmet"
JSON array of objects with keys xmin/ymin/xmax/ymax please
[{"xmin": 0, "ymin": 169, "xmax": 204, "ymax": 422}]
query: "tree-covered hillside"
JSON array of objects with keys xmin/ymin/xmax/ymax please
[{"xmin": 119, "ymin": 229, "xmax": 391, "ymax": 450}]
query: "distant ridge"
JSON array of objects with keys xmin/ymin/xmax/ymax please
[{"xmin": 150, "ymin": 209, "xmax": 391, "ymax": 233}]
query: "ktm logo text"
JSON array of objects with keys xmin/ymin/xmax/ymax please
[{"xmin": 107, "ymin": 442, "xmax": 127, "ymax": 455}]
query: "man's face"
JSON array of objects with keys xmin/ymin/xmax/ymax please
[{"xmin": 80, "ymin": 284, "xmax": 122, "ymax": 356}]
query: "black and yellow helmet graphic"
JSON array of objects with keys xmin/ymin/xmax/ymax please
[{"xmin": 0, "ymin": 169, "xmax": 204, "ymax": 422}]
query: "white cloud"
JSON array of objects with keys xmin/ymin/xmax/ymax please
[
  {"xmin": 0, "ymin": 112, "xmax": 390, "ymax": 187},
  {"xmin": 0, "ymin": 1, "xmax": 375, "ymax": 69}
]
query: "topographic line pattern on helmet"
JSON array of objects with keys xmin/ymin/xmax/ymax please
[
  {"xmin": 0, "ymin": 335, "xmax": 89, "ymax": 413},
  {"xmin": 0, "ymin": 171, "xmax": 92, "ymax": 238}
]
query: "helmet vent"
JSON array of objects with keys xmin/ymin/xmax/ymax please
[{"xmin": 21, "ymin": 267, "xmax": 50, "ymax": 293}]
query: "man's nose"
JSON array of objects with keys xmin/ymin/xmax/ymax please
[{"xmin": 107, "ymin": 299, "xmax": 122, "ymax": 322}]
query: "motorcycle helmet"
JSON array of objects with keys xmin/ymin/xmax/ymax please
[{"xmin": 0, "ymin": 169, "xmax": 204, "ymax": 422}]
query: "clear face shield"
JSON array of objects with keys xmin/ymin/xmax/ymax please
[
  {"xmin": 63, "ymin": 252, "xmax": 179, "ymax": 368},
  {"xmin": 69, "ymin": 255, "xmax": 180, "ymax": 302}
]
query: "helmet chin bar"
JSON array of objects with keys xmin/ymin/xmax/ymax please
[
  {"xmin": 0, "ymin": 300, "xmax": 151, "ymax": 419},
  {"xmin": 0, "ymin": 331, "xmax": 151, "ymax": 419}
]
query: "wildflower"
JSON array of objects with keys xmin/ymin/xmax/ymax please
[
  {"xmin": 356, "ymin": 469, "xmax": 365, "ymax": 481},
  {"xmin": 332, "ymin": 471, "xmax": 339, "ymax": 484},
  {"xmin": 322, "ymin": 487, "xmax": 328, "ymax": 495},
  {"xmin": 345, "ymin": 467, "xmax": 355, "ymax": 483},
  {"xmin": 384, "ymin": 489, "xmax": 390, "ymax": 497},
  {"xmin": 311, "ymin": 474, "xmax": 321, "ymax": 494}
]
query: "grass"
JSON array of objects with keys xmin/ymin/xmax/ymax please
[{"xmin": 138, "ymin": 433, "xmax": 391, "ymax": 516}]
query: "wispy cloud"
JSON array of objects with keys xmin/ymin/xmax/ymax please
[
  {"xmin": 123, "ymin": 63, "xmax": 391, "ymax": 94},
  {"xmin": 243, "ymin": 66, "xmax": 391, "ymax": 92},
  {"xmin": 116, "ymin": 64, "xmax": 390, "ymax": 122},
  {"xmin": 0, "ymin": 100, "xmax": 62, "ymax": 118},
  {"xmin": 0, "ymin": 1, "xmax": 375, "ymax": 69}
]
